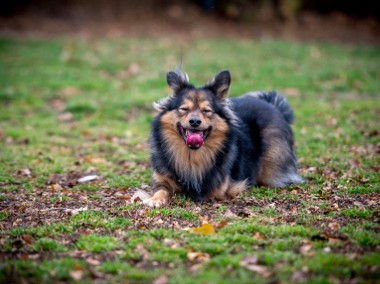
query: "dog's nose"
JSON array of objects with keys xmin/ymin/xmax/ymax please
[{"xmin": 189, "ymin": 118, "xmax": 202, "ymax": 127}]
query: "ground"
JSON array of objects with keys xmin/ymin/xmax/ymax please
[
  {"xmin": 1, "ymin": 2, "xmax": 380, "ymax": 45},
  {"xmin": 0, "ymin": 6, "xmax": 379, "ymax": 284}
]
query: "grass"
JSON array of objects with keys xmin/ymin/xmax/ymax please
[
  {"xmin": 0, "ymin": 37, "xmax": 379, "ymax": 283},
  {"xmin": 31, "ymin": 238, "xmax": 67, "ymax": 252},
  {"xmin": 76, "ymin": 234, "xmax": 118, "ymax": 252}
]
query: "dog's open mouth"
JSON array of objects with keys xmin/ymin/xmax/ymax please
[{"xmin": 177, "ymin": 123, "xmax": 211, "ymax": 150}]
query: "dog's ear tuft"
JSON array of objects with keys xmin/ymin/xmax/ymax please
[
  {"xmin": 206, "ymin": 70, "xmax": 231, "ymax": 100},
  {"xmin": 167, "ymin": 70, "xmax": 190, "ymax": 94}
]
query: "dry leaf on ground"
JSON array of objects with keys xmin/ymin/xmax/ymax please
[
  {"xmin": 189, "ymin": 223, "xmax": 215, "ymax": 235},
  {"xmin": 153, "ymin": 275, "xmax": 168, "ymax": 284},
  {"xmin": 69, "ymin": 270, "xmax": 83, "ymax": 281},
  {"xmin": 187, "ymin": 252, "xmax": 210, "ymax": 262},
  {"xmin": 240, "ymin": 256, "xmax": 271, "ymax": 278},
  {"xmin": 131, "ymin": 190, "xmax": 151, "ymax": 202},
  {"xmin": 77, "ymin": 175, "xmax": 100, "ymax": 183},
  {"xmin": 300, "ymin": 242, "xmax": 315, "ymax": 257},
  {"xmin": 224, "ymin": 209, "xmax": 238, "ymax": 218}
]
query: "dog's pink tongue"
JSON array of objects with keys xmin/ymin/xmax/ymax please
[{"xmin": 186, "ymin": 133, "xmax": 204, "ymax": 148}]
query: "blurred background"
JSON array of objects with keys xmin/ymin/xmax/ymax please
[{"xmin": 1, "ymin": 0, "xmax": 379, "ymax": 44}]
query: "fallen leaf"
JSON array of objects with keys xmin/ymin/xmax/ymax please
[
  {"xmin": 49, "ymin": 99, "xmax": 66, "ymax": 111},
  {"xmin": 360, "ymin": 178, "xmax": 370, "ymax": 184},
  {"xmin": 77, "ymin": 175, "xmax": 100, "ymax": 183},
  {"xmin": 135, "ymin": 244, "xmax": 150, "ymax": 264},
  {"xmin": 240, "ymin": 257, "xmax": 271, "ymax": 278},
  {"xmin": 224, "ymin": 209, "xmax": 238, "ymax": 218},
  {"xmin": 65, "ymin": 207, "xmax": 88, "ymax": 215},
  {"xmin": 163, "ymin": 238, "xmax": 180, "ymax": 248},
  {"xmin": 328, "ymin": 222, "xmax": 341, "ymax": 231},
  {"xmin": 28, "ymin": 254, "xmax": 40, "ymax": 260},
  {"xmin": 291, "ymin": 267, "xmax": 309, "ymax": 282},
  {"xmin": 86, "ymin": 257, "xmax": 101, "ymax": 266},
  {"xmin": 236, "ymin": 208, "xmax": 253, "ymax": 218},
  {"xmin": 323, "ymin": 247, "xmax": 331, "ymax": 253},
  {"xmin": 353, "ymin": 201, "xmax": 364, "ymax": 208},
  {"xmin": 189, "ymin": 263, "xmax": 203, "ymax": 272},
  {"xmin": 290, "ymin": 205, "xmax": 298, "ymax": 214},
  {"xmin": 371, "ymin": 166, "xmax": 380, "ymax": 172},
  {"xmin": 349, "ymin": 159, "xmax": 361, "ymax": 169},
  {"xmin": 367, "ymin": 199, "xmax": 377, "ymax": 206},
  {"xmin": 68, "ymin": 179, "xmax": 78, "ymax": 187},
  {"xmin": 50, "ymin": 184, "xmax": 63, "ymax": 192},
  {"xmin": 190, "ymin": 223, "xmax": 215, "ymax": 235},
  {"xmin": 300, "ymin": 242, "xmax": 315, "ymax": 256},
  {"xmin": 83, "ymin": 157, "xmax": 106, "ymax": 164},
  {"xmin": 69, "ymin": 270, "xmax": 83, "ymax": 280},
  {"xmin": 153, "ymin": 275, "xmax": 168, "ymax": 284},
  {"xmin": 199, "ymin": 216, "xmax": 211, "ymax": 223},
  {"xmin": 328, "ymin": 237, "xmax": 342, "ymax": 244},
  {"xmin": 254, "ymin": 232, "xmax": 266, "ymax": 240},
  {"xmin": 59, "ymin": 86, "xmax": 82, "ymax": 97},
  {"xmin": 18, "ymin": 168, "xmax": 32, "ymax": 178},
  {"xmin": 187, "ymin": 252, "xmax": 210, "ymax": 262},
  {"xmin": 305, "ymin": 167, "xmax": 317, "ymax": 173},
  {"xmin": 119, "ymin": 195, "xmax": 131, "ymax": 201},
  {"xmin": 131, "ymin": 190, "xmax": 151, "ymax": 202},
  {"xmin": 282, "ymin": 87, "xmax": 301, "ymax": 97},
  {"xmin": 58, "ymin": 112, "xmax": 74, "ymax": 122},
  {"xmin": 239, "ymin": 255, "xmax": 258, "ymax": 266},
  {"xmin": 216, "ymin": 219, "xmax": 229, "ymax": 229},
  {"xmin": 128, "ymin": 63, "xmax": 140, "ymax": 75},
  {"xmin": 22, "ymin": 234, "xmax": 34, "ymax": 245},
  {"xmin": 117, "ymin": 186, "xmax": 130, "ymax": 191},
  {"xmin": 268, "ymin": 217, "xmax": 276, "ymax": 223}
]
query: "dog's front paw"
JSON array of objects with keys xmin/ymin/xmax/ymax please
[
  {"xmin": 142, "ymin": 190, "xmax": 169, "ymax": 208},
  {"xmin": 142, "ymin": 197, "xmax": 166, "ymax": 208}
]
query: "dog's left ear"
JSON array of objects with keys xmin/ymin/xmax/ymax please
[
  {"xmin": 167, "ymin": 70, "xmax": 190, "ymax": 94},
  {"xmin": 206, "ymin": 70, "xmax": 231, "ymax": 101}
]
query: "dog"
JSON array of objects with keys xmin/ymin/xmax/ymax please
[{"xmin": 143, "ymin": 69, "xmax": 303, "ymax": 207}]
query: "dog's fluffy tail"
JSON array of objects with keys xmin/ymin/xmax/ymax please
[{"xmin": 246, "ymin": 91, "xmax": 294, "ymax": 124}]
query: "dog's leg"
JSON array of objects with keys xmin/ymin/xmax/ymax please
[
  {"xmin": 210, "ymin": 179, "xmax": 230, "ymax": 200},
  {"xmin": 143, "ymin": 172, "xmax": 178, "ymax": 208},
  {"xmin": 210, "ymin": 179, "xmax": 247, "ymax": 200},
  {"xmin": 226, "ymin": 180, "xmax": 247, "ymax": 199}
]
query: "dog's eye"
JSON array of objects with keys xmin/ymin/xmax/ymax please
[
  {"xmin": 179, "ymin": 107, "xmax": 189, "ymax": 112},
  {"xmin": 202, "ymin": 109, "xmax": 212, "ymax": 114}
]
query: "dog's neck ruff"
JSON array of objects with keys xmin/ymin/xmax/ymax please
[{"xmin": 166, "ymin": 142, "xmax": 215, "ymax": 187}]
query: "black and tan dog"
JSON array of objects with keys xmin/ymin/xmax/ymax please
[{"xmin": 144, "ymin": 69, "xmax": 303, "ymax": 207}]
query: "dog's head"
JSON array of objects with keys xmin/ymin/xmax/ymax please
[{"xmin": 154, "ymin": 69, "xmax": 236, "ymax": 150}]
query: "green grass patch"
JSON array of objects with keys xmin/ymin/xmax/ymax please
[
  {"xmin": 31, "ymin": 238, "xmax": 67, "ymax": 252},
  {"xmin": 7, "ymin": 222, "xmax": 73, "ymax": 238},
  {"xmin": 76, "ymin": 234, "xmax": 118, "ymax": 252},
  {"xmin": 147, "ymin": 207, "xmax": 198, "ymax": 221},
  {"xmin": 341, "ymin": 208, "xmax": 375, "ymax": 218},
  {"xmin": 0, "ymin": 211, "xmax": 9, "ymax": 221},
  {"xmin": 100, "ymin": 261, "xmax": 162, "ymax": 281},
  {"xmin": 70, "ymin": 210, "xmax": 132, "ymax": 230},
  {"xmin": 340, "ymin": 225, "xmax": 380, "ymax": 247},
  {"xmin": 0, "ymin": 258, "xmax": 87, "ymax": 283}
]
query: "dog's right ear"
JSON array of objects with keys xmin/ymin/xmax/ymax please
[
  {"xmin": 167, "ymin": 70, "xmax": 190, "ymax": 94},
  {"xmin": 206, "ymin": 70, "xmax": 231, "ymax": 101}
]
